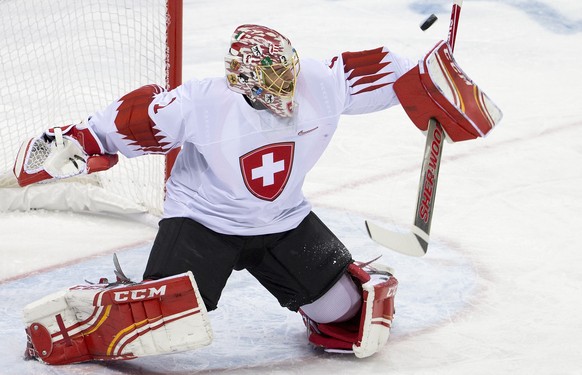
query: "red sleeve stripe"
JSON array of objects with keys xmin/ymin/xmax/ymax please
[
  {"xmin": 351, "ymin": 83, "xmax": 392, "ymax": 95},
  {"xmin": 342, "ymin": 47, "xmax": 394, "ymax": 95},
  {"xmin": 351, "ymin": 72, "xmax": 393, "ymax": 86},
  {"xmin": 114, "ymin": 84, "xmax": 171, "ymax": 153},
  {"xmin": 346, "ymin": 62, "xmax": 391, "ymax": 81},
  {"xmin": 342, "ymin": 47, "xmax": 386, "ymax": 71}
]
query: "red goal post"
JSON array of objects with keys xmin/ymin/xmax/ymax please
[
  {"xmin": 0, "ymin": 0, "xmax": 183, "ymax": 216},
  {"xmin": 165, "ymin": 0, "xmax": 182, "ymax": 185}
]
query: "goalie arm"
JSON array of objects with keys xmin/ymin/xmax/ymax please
[{"xmin": 13, "ymin": 83, "xmax": 186, "ymax": 187}]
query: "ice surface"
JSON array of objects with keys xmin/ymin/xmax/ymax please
[
  {"xmin": 1, "ymin": 0, "xmax": 582, "ymax": 374},
  {"xmin": 0, "ymin": 209, "xmax": 476, "ymax": 374}
]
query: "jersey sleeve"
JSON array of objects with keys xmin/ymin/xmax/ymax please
[
  {"xmin": 326, "ymin": 47, "xmax": 414, "ymax": 115},
  {"xmin": 85, "ymin": 83, "xmax": 189, "ymax": 158}
]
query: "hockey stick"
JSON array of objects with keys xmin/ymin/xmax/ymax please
[{"xmin": 365, "ymin": 0, "xmax": 463, "ymax": 257}]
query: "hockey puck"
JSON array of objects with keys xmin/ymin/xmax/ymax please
[{"xmin": 420, "ymin": 14, "xmax": 438, "ymax": 31}]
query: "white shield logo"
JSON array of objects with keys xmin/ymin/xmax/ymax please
[{"xmin": 239, "ymin": 142, "xmax": 295, "ymax": 201}]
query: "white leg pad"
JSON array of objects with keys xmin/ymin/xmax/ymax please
[
  {"xmin": 299, "ymin": 263, "xmax": 398, "ymax": 358},
  {"xmin": 23, "ymin": 272, "xmax": 212, "ymax": 365},
  {"xmin": 353, "ymin": 272, "xmax": 397, "ymax": 358}
]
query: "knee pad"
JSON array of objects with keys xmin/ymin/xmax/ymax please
[{"xmin": 300, "ymin": 273, "xmax": 361, "ymax": 324}]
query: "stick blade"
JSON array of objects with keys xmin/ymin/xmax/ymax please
[{"xmin": 365, "ymin": 220, "xmax": 428, "ymax": 257}]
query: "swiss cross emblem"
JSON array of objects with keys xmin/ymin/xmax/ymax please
[{"xmin": 239, "ymin": 142, "xmax": 295, "ymax": 201}]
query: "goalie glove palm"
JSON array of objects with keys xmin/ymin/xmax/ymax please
[
  {"xmin": 44, "ymin": 128, "xmax": 88, "ymax": 178},
  {"xmin": 13, "ymin": 123, "xmax": 118, "ymax": 187}
]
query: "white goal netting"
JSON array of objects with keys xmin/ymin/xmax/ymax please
[{"xmin": 0, "ymin": 0, "xmax": 181, "ymax": 216}]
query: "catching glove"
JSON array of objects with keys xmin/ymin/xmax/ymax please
[{"xmin": 13, "ymin": 122, "xmax": 118, "ymax": 187}]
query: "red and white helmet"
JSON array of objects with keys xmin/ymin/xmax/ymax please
[{"xmin": 225, "ymin": 24, "xmax": 300, "ymax": 117}]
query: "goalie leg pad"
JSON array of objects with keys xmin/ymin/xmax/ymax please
[
  {"xmin": 23, "ymin": 272, "xmax": 212, "ymax": 365},
  {"xmin": 300, "ymin": 262, "xmax": 398, "ymax": 358}
]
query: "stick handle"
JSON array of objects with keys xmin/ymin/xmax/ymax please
[
  {"xmin": 447, "ymin": 0, "xmax": 463, "ymax": 52},
  {"xmin": 413, "ymin": 119, "xmax": 444, "ymax": 243},
  {"xmin": 410, "ymin": 0, "xmax": 464, "ymax": 253},
  {"xmin": 368, "ymin": 1, "xmax": 466, "ymax": 256}
]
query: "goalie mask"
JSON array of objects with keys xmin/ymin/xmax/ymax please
[{"xmin": 225, "ymin": 24, "xmax": 300, "ymax": 118}]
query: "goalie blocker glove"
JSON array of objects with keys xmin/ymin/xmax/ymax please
[
  {"xmin": 394, "ymin": 40, "xmax": 502, "ymax": 142},
  {"xmin": 23, "ymin": 272, "xmax": 212, "ymax": 365},
  {"xmin": 13, "ymin": 122, "xmax": 118, "ymax": 187}
]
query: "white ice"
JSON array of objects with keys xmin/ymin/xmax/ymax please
[{"xmin": 1, "ymin": 0, "xmax": 582, "ymax": 374}]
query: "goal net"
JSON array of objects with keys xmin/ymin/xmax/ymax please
[{"xmin": 0, "ymin": 0, "xmax": 182, "ymax": 216}]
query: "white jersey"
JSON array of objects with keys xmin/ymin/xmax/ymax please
[{"xmin": 87, "ymin": 47, "xmax": 413, "ymax": 235}]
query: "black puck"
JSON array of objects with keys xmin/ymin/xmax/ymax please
[{"xmin": 420, "ymin": 14, "xmax": 438, "ymax": 31}]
